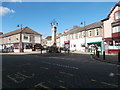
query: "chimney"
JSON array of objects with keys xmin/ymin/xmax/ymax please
[
  {"xmin": 65, "ymin": 29, "xmax": 69, "ymax": 32},
  {"xmin": 73, "ymin": 26, "xmax": 79, "ymax": 29}
]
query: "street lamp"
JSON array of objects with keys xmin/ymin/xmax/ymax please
[
  {"xmin": 81, "ymin": 21, "xmax": 87, "ymax": 52},
  {"xmin": 17, "ymin": 24, "xmax": 23, "ymax": 52}
]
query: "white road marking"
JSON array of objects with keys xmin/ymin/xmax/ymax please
[
  {"xmin": 48, "ymin": 57, "xmax": 74, "ymax": 60},
  {"xmin": 42, "ymin": 61, "xmax": 79, "ymax": 70}
]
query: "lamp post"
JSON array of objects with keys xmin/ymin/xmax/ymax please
[
  {"xmin": 81, "ymin": 21, "xmax": 87, "ymax": 52},
  {"xmin": 17, "ymin": 24, "xmax": 23, "ymax": 52}
]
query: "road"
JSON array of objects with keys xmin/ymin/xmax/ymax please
[{"xmin": 2, "ymin": 53, "xmax": 119, "ymax": 89}]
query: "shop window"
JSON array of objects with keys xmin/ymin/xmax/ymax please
[
  {"xmin": 115, "ymin": 41, "xmax": 120, "ymax": 46},
  {"xmin": 81, "ymin": 44, "xmax": 85, "ymax": 47},
  {"xmin": 25, "ymin": 44, "xmax": 30, "ymax": 49},
  {"xmin": 14, "ymin": 44, "xmax": 19, "ymax": 49},
  {"xmin": 109, "ymin": 41, "xmax": 113, "ymax": 46}
]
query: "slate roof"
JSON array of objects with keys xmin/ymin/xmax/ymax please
[
  {"xmin": 65, "ymin": 21, "xmax": 102, "ymax": 35},
  {"xmin": 0, "ymin": 27, "xmax": 42, "ymax": 38}
]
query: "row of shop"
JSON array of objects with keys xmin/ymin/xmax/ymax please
[{"xmin": 1, "ymin": 43, "xmax": 42, "ymax": 53}]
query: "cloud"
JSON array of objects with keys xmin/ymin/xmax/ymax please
[
  {"xmin": 2, "ymin": 0, "xmax": 22, "ymax": 2},
  {"xmin": 9, "ymin": 0, "xmax": 22, "ymax": 2},
  {"xmin": 0, "ymin": 6, "xmax": 15, "ymax": 16}
]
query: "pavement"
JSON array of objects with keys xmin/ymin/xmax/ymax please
[
  {"xmin": 67, "ymin": 51, "xmax": 118, "ymax": 65},
  {"xmin": 91, "ymin": 54, "xmax": 118, "ymax": 65},
  {"xmin": 0, "ymin": 50, "xmax": 118, "ymax": 65}
]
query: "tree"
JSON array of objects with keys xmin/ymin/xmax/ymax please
[{"xmin": 45, "ymin": 36, "xmax": 52, "ymax": 40}]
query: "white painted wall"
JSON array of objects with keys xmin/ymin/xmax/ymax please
[
  {"xmin": 104, "ymin": 6, "xmax": 119, "ymax": 38},
  {"xmin": 22, "ymin": 34, "xmax": 41, "ymax": 44}
]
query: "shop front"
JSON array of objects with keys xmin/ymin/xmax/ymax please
[{"xmin": 87, "ymin": 42, "xmax": 102, "ymax": 53}]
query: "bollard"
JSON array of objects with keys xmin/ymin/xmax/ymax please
[
  {"xmin": 103, "ymin": 51, "xmax": 105, "ymax": 60},
  {"xmin": 60, "ymin": 48, "xmax": 61, "ymax": 53},
  {"xmin": 68, "ymin": 50, "xmax": 70, "ymax": 54},
  {"xmin": 118, "ymin": 51, "xmax": 120, "ymax": 65},
  {"xmin": 41, "ymin": 49, "xmax": 42, "ymax": 54},
  {"xmin": 96, "ymin": 50, "xmax": 97, "ymax": 56},
  {"xmin": 97, "ymin": 51, "xmax": 99, "ymax": 58}
]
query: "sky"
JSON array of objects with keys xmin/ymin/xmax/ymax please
[{"xmin": 1, "ymin": 1, "xmax": 117, "ymax": 38}]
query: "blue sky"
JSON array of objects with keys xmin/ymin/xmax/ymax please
[{"xmin": 1, "ymin": 2, "xmax": 116, "ymax": 38}]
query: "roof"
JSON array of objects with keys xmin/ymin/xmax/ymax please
[
  {"xmin": 86, "ymin": 21, "xmax": 102, "ymax": 30},
  {"xmin": 69, "ymin": 21, "xmax": 102, "ymax": 34},
  {"xmin": 58, "ymin": 21, "xmax": 102, "ymax": 37},
  {"xmin": 0, "ymin": 27, "xmax": 42, "ymax": 38},
  {"xmin": 102, "ymin": 2, "xmax": 120, "ymax": 21}
]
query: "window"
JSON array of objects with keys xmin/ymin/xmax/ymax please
[
  {"xmin": 82, "ymin": 31, "xmax": 85, "ymax": 37},
  {"xmin": 73, "ymin": 33, "xmax": 76, "ymax": 39},
  {"xmin": 115, "ymin": 41, "xmax": 120, "ymax": 46},
  {"xmin": 113, "ymin": 26, "xmax": 120, "ymax": 33},
  {"xmin": 24, "ymin": 35, "xmax": 28, "ymax": 40},
  {"xmin": 76, "ymin": 33, "xmax": 78, "ymax": 39},
  {"xmin": 109, "ymin": 41, "xmax": 113, "ymax": 46},
  {"xmin": 78, "ymin": 32, "xmax": 81, "ymax": 38},
  {"xmin": 89, "ymin": 30, "xmax": 92, "ymax": 37},
  {"xmin": 16, "ymin": 38, "xmax": 18, "ymax": 40},
  {"xmin": 95, "ymin": 29, "xmax": 99, "ymax": 36},
  {"xmin": 115, "ymin": 11, "xmax": 120, "ymax": 20}
]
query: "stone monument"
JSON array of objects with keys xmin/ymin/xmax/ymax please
[{"xmin": 49, "ymin": 19, "xmax": 59, "ymax": 53}]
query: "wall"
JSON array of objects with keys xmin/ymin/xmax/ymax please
[{"xmin": 104, "ymin": 6, "xmax": 119, "ymax": 38}]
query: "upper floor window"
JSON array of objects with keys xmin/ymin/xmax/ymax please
[
  {"xmin": 78, "ymin": 32, "xmax": 81, "ymax": 38},
  {"xmin": 16, "ymin": 38, "xmax": 18, "ymax": 40},
  {"xmin": 82, "ymin": 31, "xmax": 85, "ymax": 37},
  {"xmin": 73, "ymin": 33, "xmax": 76, "ymax": 39},
  {"xmin": 113, "ymin": 26, "xmax": 120, "ymax": 33},
  {"xmin": 24, "ymin": 34, "xmax": 28, "ymax": 40},
  {"xmin": 88, "ymin": 30, "xmax": 92, "ymax": 37},
  {"xmin": 30, "ymin": 35, "xmax": 35, "ymax": 42},
  {"xmin": 114, "ymin": 10, "xmax": 120, "ymax": 20},
  {"xmin": 95, "ymin": 29, "xmax": 99, "ymax": 36}
]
